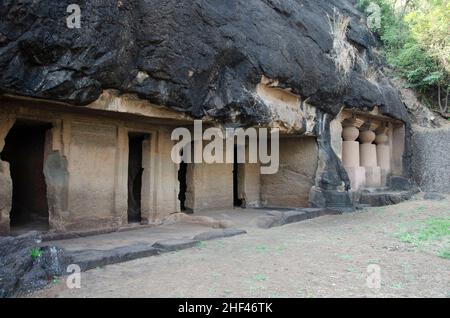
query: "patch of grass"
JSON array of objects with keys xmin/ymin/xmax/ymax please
[
  {"xmin": 397, "ymin": 217, "xmax": 450, "ymax": 259},
  {"xmin": 438, "ymin": 249, "xmax": 450, "ymax": 260},
  {"xmin": 30, "ymin": 247, "xmax": 42, "ymax": 260},
  {"xmin": 367, "ymin": 259, "xmax": 380, "ymax": 264},
  {"xmin": 327, "ymin": 8, "xmax": 357, "ymax": 81},
  {"xmin": 339, "ymin": 254, "xmax": 353, "ymax": 261},
  {"xmin": 197, "ymin": 241, "xmax": 208, "ymax": 249},
  {"xmin": 345, "ymin": 267, "xmax": 356, "ymax": 273},
  {"xmin": 397, "ymin": 217, "xmax": 450, "ymax": 245},
  {"xmin": 255, "ymin": 245, "xmax": 269, "ymax": 253},
  {"xmin": 415, "ymin": 206, "xmax": 427, "ymax": 213},
  {"xmin": 254, "ymin": 274, "xmax": 266, "ymax": 282}
]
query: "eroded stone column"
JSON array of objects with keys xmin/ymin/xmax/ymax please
[
  {"xmin": 360, "ymin": 124, "xmax": 381, "ymax": 187},
  {"xmin": 375, "ymin": 126, "xmax": 391, "ymax": 185},
  {"xmin": 0, "ymin": 116, "xmax": 15, "ymax": 235},
  {"xmin": 341, "ymin": 118, "xmax": 366, "ymax": 190}
]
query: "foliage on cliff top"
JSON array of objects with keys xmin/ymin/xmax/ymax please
[{"xmin": 357, "ymin": 0, "xmax": 450, "ymax": 114}]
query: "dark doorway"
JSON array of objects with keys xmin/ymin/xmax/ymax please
[
  {"xmin": 1, "ymin": 120, "xmax": 52, "ymax": 232},
  {"xmin": 178, "ymin": 158, "xmax": 187, "ymax": 212},
  {"xmin": 127, "ymin": 133, "xmax": 148, "ymax": 223},
  {"xmin": 233, "ymin": 145, "xmax": 243, "ymax": 207}
]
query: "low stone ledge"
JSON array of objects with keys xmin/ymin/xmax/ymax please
[
  {"xmin": 256, "ymin": 208, "xmax": 330, "ymax": 229},
  {"xmin": 193, "ymin": 229, "xmax": 247, "ymax": 241},
  {"xmin": 67, "ymin": 244, "xmax": 160, "ymax": 272},
  {"xmin": 152, "ymin": 239, "xmax": 200, "ymax": 252},
  {"xmin": 423, "ymin": 192, "xmax": 446, "ymax": 201},
  {"xmin": 256, "ymin": 215, "xmax": 284, "ymax": 229},
  {"xmin": 389, "ymin": 177, "xmax": 415, "ymax": 191},
  {"xmin": 359, "ymin": 188, "xmax": 419, "ymax": 207}
]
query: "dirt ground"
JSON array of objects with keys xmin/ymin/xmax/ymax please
[{"xmin": 29, "ymin": 194, "xmax": 449, "ymax": 298}]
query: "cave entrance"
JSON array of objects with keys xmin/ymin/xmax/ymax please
[
  {"xmin": 1, "ymin": 119, "xmax": 52, "ymax": 233},
  {"xmin": 178, "ymin": 148, "xmax": 193, "ymax": 214},
  {"xmin": 178, "ymin": 157, "xmax": 187, "ymax": 212},
  {"xmin": 127, "ymin": 132, "xmax": 148, "ymax": 224},
  {"xmin": 233, "ymin": 145, "xmax": 243, "ymax": 207}
]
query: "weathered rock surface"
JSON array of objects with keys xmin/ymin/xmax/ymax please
[
  {"xmin": 0, "ymin": 0, "xmax": 409, "ymax": 125},
  {"xmin": 0, "ymin": 232, "xmax": 67, "ymax": 298},
  {"xmin": 412, "ymin": 125, "xmax": 450, "ymax": 194},
  {"xmin": 359, "ymin": 188, "xmax": 419, "ymax": 207},
  {"xmin": 423, "ymin": 192, "xmax": 446, "ymax": 201},
  {"xmin": 389, "ymin": 176, "xmax": 415, "ymax": 191},
  {"xmin": 391, "ymin": 77, "xmax": 445, "ymax": 128},
  {"xmin": 0, "ymin": 0, "xmax": 415, "ymax": 210}
]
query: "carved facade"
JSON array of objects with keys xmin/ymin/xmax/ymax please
[{"xmin": 0, "ymin": 86, "xmax": 408, "ymax": 235}]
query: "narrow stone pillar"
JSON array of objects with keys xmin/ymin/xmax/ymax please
[
  {"xmin": 0, "ymin": 116, "xmax": 15, "ymax": 235},
  {"xmin": 342, "ymin": 124, "xmax": 360, "ymax": 167},
  {"xmin": 375, "ymin": 126, "xmax": 391, "ymax": 185},
  {"xmin": 359, "ymin": 125, "xmax": 381, "ymax": 187},
  {"xmin": 342, "ymin": 119, "xmax": 366, "ymax": 190}
]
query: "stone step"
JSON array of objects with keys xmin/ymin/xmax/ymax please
[
  {"xmin": 193, "ymin": 229, "xmax": 247, "ymax": 241},
  {"xmin": 67, "ymin": 244, "xmax": 160, "ymax": 272},
  {"xmin": 64, "ymin": 228, "xmax": 247, "ymax": 272},
  {"xmin": 256, "ymin": 208, "xmax": 341, "ymax": 229},
  {"xmin": 359, "ymin": 188, "xmax": 419, "ymax": 207}
]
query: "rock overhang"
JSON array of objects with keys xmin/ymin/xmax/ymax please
[{"xmin": 0, "ymin": 0, "xmax": 409, "ymax": 127}]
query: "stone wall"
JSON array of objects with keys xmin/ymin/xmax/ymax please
[
  {"xmin": 261, "ymin": 137, "xmax": 318, "ymax": 207},
  {"xmin": 237, "ymin": 163, "xmax": 261, "ymax": 208},
  {"xmin": 412, "ymin": 125, "xmax": 450, "ymax": 193},
  {"xmin": 0, "ymin": 100, "xmax": 181, "ymax": 234},
  {"xmin": 185, "ymin": 162, "xmax": 234, "ymax": 211}
]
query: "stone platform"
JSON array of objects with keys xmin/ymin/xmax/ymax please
[{"xmin": 39, "ymin": 207, "xmax": 336, "ymax": 272}]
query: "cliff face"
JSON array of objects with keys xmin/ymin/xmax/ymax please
[{"xmin": 0, "ymin": 0, "xmax": 408, "ymax": 125}]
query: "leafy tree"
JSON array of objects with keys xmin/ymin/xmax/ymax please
[{"xmin": 357, "ymin": 0, "xmax": 450, "ymax": 114}]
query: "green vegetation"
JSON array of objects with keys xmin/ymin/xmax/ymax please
[
  {"xmin": 30, "ymin": 247, "xmax": 42, "ymax": 260},
  {"xmin": 197, "ymin": 241, "xmax": 208, "ymax": 249},
  {"xmin": 439, "ymin": 249, "xmax": 450, "ymax": 259},
  {"xmin": 397, "ymin": 217, "xmax": 450, "ymax": 259},
  {"xmin": 357, "ymin": 0, "xmax": 450, "ymax": 114},
  {"xmin": 52, "ymin": 276, "xmax": 60, "ymax": 284},
  {"xmin": 254, "ymin": 274, "xmax": 267, "ymax": 282},
  {"xmin": 255, "ymin": 245, "xmax": 269, "ymax": 253}
]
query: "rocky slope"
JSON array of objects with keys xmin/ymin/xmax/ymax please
[
  {"xmin": 0, "ymin": 232, "xmax": 67, "ymax": 297},
  {"xmin": 0, "ymin": 0, "xmax": 408, "ymax": 125}
]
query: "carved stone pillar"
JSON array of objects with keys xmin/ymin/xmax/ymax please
[
  {"xmin": 341, "ymin": 118, "xmax": 366, "ymax": 190},
  {"xmin": 375, "ymin": 126, "xmax": 391, "ymax": 185},
  {"xmin": 359, "ymin": 124, "xmax": 381, "ymax": 187}
]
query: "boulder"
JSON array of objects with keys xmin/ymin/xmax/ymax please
[{"xmin": 0, "ymin": 232, "xmax": 68, "ymax": 297}]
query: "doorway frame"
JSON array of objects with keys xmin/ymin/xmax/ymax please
[
  {"xmin": 124, "ymin": 128, "xmax": 155, "ymax": 225},
  {"xmin": 0, "ymin": 117, "xmax": 55, "ymax": 234}
]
